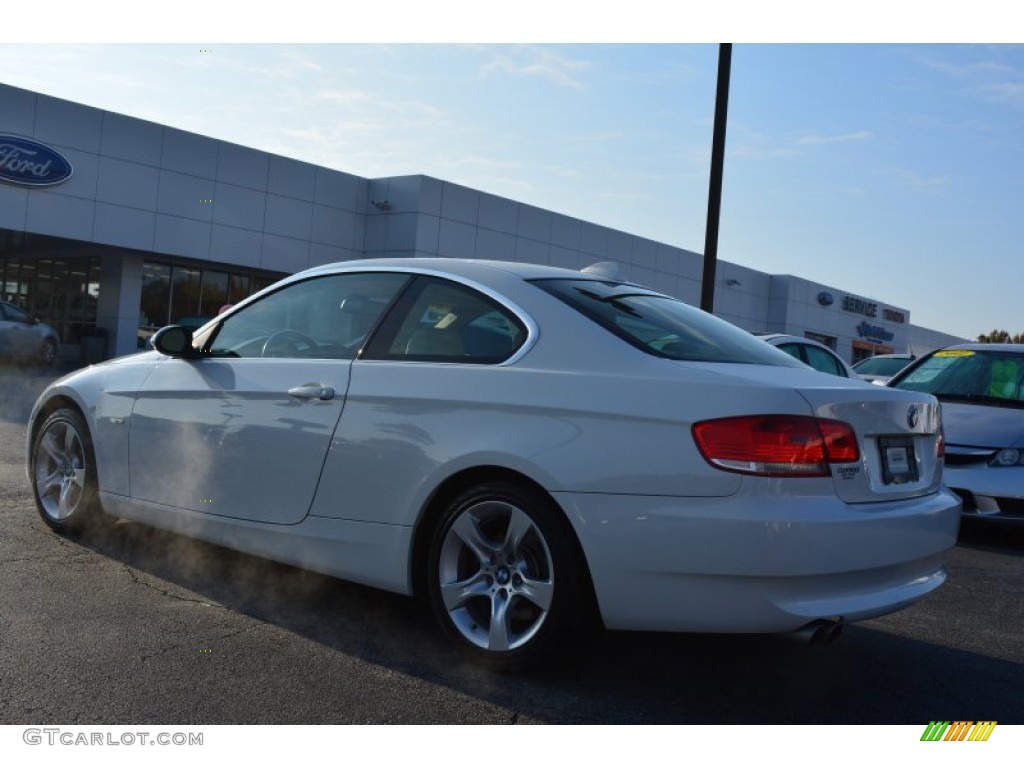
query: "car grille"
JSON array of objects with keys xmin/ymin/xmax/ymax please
[
  {"xmin": 943, "ymin": 451, "xmax": 993, "ymax": 467},
  {"xmin": 951, "ymin": 488, "xmax": 1024, "ymax": 518}
]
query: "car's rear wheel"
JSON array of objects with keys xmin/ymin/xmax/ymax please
[
  {"xmin": 427, "ymin": 481, "xmax": 581, "ymax": 670},
  {"xmin": 31, "ymin": 408, "xmax": 99, "ymax": 532}
]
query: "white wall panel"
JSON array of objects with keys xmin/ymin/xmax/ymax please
[
  {"xmin": 26, "ymin": 192, "xmax": 94, "ymax": 240},
  {"xmin": 265, "ymin": 194, "xmax": 313, "ymax": 240},
  {"xmin": 479, "ymin": 194, "xmax": 518, "ymax": 233},
  {"xmin": 268, "ymin": 156, "xmax": 316, "ymax": 201},
  {"xmin": 437, "ymin": 219, "xmax": 476, "ymax": 258},
  {"xmin": 0, "ymin": 184, "xmax": 28, "ymax": 230},
  {"xmin": 35, "ymin": 96, "xmax": 102, "ymax": 153},
  {"xmin": 262, "ymin": 233, "xmax": 310, "ymax": 273},
  {"xmin": 212, "ymin": 183, "xmax": 265, "ymax": 231},
  {"xmin": 217, "ymin": 142, "xmax": 268, "ymax": 191},
  {"xmin": 154, "ymin": 214, "xmax": 211, "ymax": 259},
  {"xmin": 157, "ymin": 170, "xmax": 214, "ymax": 220},
  {"xmin": 475, "ymin": 228, "xmax": 516, "ymax": 261},
  {"xmin": 94, "ymin": 203, "xmax": 155, "ymax": 250},
  {"xmin": 314, "ymin": 168, "xmax": 361, "ymax": 210},
  {"xmin": 161, "ymin": 128, "xmax": 219, "ymax": 179},
  {"xmin": 0, "ymin": 84, "xmax": 36, "ymax": 135},
  {"xmin": 96, "ymin": 156, "xmax": 159, "ymax": 211},
  {"xmin": 440, "ymin": 183, "xmax": 479, "ymax": 225},
  {"xmin": 101, "ymin": 113, "xmax": 162, "ymax": 166},
  {"xmin": 210, "ymin": 224, "xmax": 263, "ymax": 268}
]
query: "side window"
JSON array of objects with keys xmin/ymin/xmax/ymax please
[
  {"xmin": 366, "ymin": 277, "xmax": 527, "ymax": 363},
  {"xmin": 804, "ymin": 345, "xmax": 844, "ymax": 376},
  {"xmin": 777, "ymin": 343, "xmax": 806, "ymax": 364},
  {"xmin": 203, "ymin": 272, "xmax": 408, "ymax": 359}
]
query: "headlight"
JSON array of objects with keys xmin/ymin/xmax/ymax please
[{"xmin": 991, "ymin": 448, "xmax": 1022, "ymax": 466}]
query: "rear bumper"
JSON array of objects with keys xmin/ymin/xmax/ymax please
[{"xmin": 555, "ymin": 486, "xmax": 961, "ymax": 633}]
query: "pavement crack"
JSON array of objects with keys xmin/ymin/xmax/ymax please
[{"xmin": 121, "ymin": 564, "xmax": 223, "ymax": 609}]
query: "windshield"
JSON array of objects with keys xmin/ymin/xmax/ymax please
[
  {"xmin": 532, "ymin": 279, "xmax": 806, "ymax": 366},
  {"xmin": 854, "ymin": 356, "xmax": 912, "ymax": 376},
  {"xmin": 890, "ymin": 349, "xmax": 1024, "ymax": 406}
]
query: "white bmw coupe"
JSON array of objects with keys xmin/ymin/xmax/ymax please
[{"xmin": 28, "ymin": 258, "xmax": 960, "ymax": 668}]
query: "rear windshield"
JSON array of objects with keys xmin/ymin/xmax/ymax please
[
  {"xmin": 532, "ymin": 279, "xmax": 805, "ymax": 366},
  {"xmin": 853, "ymin": 356, "xmax": 913, "ymax": 376}
]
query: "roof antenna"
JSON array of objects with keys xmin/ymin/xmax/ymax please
[{"xmin": 581, "ymin": 261, "xmax": 621, "ymax": 279}]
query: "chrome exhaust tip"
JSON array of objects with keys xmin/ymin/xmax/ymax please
[{"xmin": 788, "ymin": 618, "xmax": 846, "ymax": 645}]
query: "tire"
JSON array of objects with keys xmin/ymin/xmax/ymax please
[
  {"xmin": 426, "ymin": 481, "xmax": 581, "ymax": 670},
  {"xmin": 39, "ymin": 338, "xmax": 57, "ymax": 366},
  {"xmin": 31, "ymin": 408, "xmax": 100, "ymax": 532}
]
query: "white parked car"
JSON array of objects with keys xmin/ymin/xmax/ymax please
[
  {"xmin": 757, "ymin": 333, "xmax": 859, "ymax": 378},
  {"xmin": 1, "ymin": 300, "xmax": 59, "ymax": 365},
  {"xmin": 27, "ymin": 258, "xmax": 960, "ymax": 668}
]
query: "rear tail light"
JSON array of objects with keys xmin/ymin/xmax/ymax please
[{"xmin": 692, "ymin": 415, "xmax": 860, "ymax": 477}]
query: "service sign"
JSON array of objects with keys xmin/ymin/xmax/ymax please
[{"xmin": 0, "ymin": 135, "xmax": 73, "ymax": 187}]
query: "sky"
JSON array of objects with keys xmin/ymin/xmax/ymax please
[{"xmin": 1, "ymin": 8, "xmax": 1022, "ymax": 340}]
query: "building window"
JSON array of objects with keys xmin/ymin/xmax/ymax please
[
  {"xmin": 851, "ymin": 339, "xmax": 894, "ymax": 364},
  {"xmin": 138, "ymin": 260, "xmax": 285, "ymax": 347},
  {"xmin": 170, "ymin": 265, "xmax": 201, "ymax": 325}
]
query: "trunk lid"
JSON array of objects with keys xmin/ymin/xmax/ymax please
[
  {"xmin": 685, "ymin": 363, "xmax": 944, "ymax": 502},
  {"xmin": 797, "ymin": 383, "xmax": 943, "ymax": 502}
]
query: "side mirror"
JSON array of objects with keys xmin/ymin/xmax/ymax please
[{"xmin": 152, "ymin": 325, "xmax": 199, "ymax": 358}]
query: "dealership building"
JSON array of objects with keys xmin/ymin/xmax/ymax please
[{"xmin": 0, "ymin": 82, "xmax": 966, "ymax": 364}]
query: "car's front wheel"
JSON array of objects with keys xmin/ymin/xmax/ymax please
[
  {"xmin": 427, "ymin": 481, "xmax": 582, "ymax": 670},
  {"xmin": 39, "ymin": 338, "xmax": 57, "ymax": 366},
  {"xmin": 31, "ymin": 408, "xmax": 100, "ymax": 532}
]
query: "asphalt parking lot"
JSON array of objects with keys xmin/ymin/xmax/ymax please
[{"xmin": 1, "ymin": 361, "xmax": 1022, "ymax": 724}]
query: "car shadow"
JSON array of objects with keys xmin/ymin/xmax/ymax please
[{"xmin": 63, "ymin": 513, "xmax": 1024, "ymax": 724}]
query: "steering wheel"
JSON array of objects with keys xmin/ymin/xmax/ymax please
[{"xmin": 261, "ymin": 330, "xmax": 319, "ymax": 358}]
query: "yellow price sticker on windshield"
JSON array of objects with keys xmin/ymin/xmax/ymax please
[{"xmin": 934, "ymin": 350, "xmax": 975, "ymax": 358}]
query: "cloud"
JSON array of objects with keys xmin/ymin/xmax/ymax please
[
  {"xmin": 980, "ymin": 81, "xmax": 1024, "ymax": 108},
  {"xmin": 885, "ymin": 169, "xmax": 951, "ymax": 189},
  {"xmin": 478, "ymin": 46, "xmax": 591, "ymax": 89},
  {"xmin": 797, "ymin": 130, "xmax": 872, "ymax": 145}
]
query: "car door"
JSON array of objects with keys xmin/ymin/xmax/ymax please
[
  {"xmin": 306, "ymin": 275, "xmax": 531, "ymax": 525},
  {"xmin": 128, "ymin": 271, "xmax": 410, "ymax": 525}
]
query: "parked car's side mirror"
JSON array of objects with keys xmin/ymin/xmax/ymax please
[{"xmin": 152, "ymin": 325, "xmax": 199, "ymax": 359}]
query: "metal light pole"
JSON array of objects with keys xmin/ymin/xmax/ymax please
[{"xmin": 700, "ymin": 43, "xmax": 732, "ymax": 314}]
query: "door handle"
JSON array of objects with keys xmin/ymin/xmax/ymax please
[{"xmin": 287, "ymin": 384, "xmax": 335, "ymax": 401}]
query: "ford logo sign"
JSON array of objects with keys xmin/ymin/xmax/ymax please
[
  {"xmin": 0, "ymin": 135, "xmax": 73, "ymax": 187},
  {"xmin": 817, "ymin": 291, "xmax": 834, "ymax": 306}
]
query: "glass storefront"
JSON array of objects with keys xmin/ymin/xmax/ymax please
[
  {"xmin": 138, "ymin": 260, "xmax": 284, "ymax": 346},
  {"xmin": 1, "ymin": 229, "xmax": 285, "ymax": 354},
  {"xmin": 1, "ymin": 252, "xmax": 100, "ymax": 345}
]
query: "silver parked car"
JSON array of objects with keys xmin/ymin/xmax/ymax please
[
  {"xmin": 27, "ymin": 258, "xmax": 960, "ymax": 668},
  {"xmin": 889, "ymin": 344, "xmax": 1024, "ymax": 526},
  {"xmin": 0, "ymin": 301, "xmax": 59, "ymax": 365},
  {"xmin": 853, "ymin": 353, "xmax": 916, "ymax": 385},
  {"xmin": 758, "ymin": 333, "xmax": 859, "ymax": 378}
]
